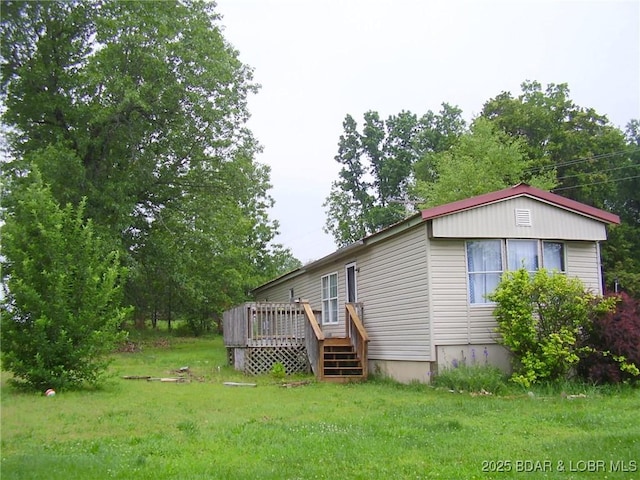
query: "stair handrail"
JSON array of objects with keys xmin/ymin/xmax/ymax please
[
  {"xmin": 302, "ymin": 302, "xmax": 324, "ymax": 379},
  {"xmin": 346, "ymin": 303, "xmax": 369, "ymax": 379}
]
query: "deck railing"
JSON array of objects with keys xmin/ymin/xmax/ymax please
[
  {"xmin": 223, "ymin": 301, "xmax": 368, "ymax": 379},
  {"xmin": 302, "ymin": 303, "xmax": 324, "ymax": 377},
  {"xmin": 346, "ymin": 303, "xmax": 369, "ymax": 378},
  {"xmin": 223, "ymin": 302, "xmax": 306, "ymax": 347}
]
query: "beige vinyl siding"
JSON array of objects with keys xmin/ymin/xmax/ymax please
[
  {"xmin": 432, "ymin": 197, "xmax": 607, "ymax": 241},
  {"xmin": 566, "ymin": 241, "xmax": 603, "ymax": 294},
  {"xmin": 468, "ymin": 307, "xmax": 499, "ymax": 344},
  {"xmin": 357, "ymin": 224, "xmax": 430, "ymax": 361},
  {"xmin": 253, "ymin": 224, "xmax": 431, "ymax": 355},
  {"xmin": 430, "ymin": 239, "xmax": 498, "ymax": 348},
  {"xmin": 254, "ymin": 281, "xmax": 294, "ymax": 303},
  {"xmin": 429, "ymin": 240, "xmax": 469, "ymax": 345}
]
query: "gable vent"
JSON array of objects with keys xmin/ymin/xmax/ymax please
[{"xmin": 515, "ymin": 208, "xmax": 532, "ymax": 227}]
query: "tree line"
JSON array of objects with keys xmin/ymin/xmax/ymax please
[
  {"xmin": 1, "ymin": 1, "xmax": 637, "ymax": 390},
  {"xmin": 324, "ymin": 81, "xmax": 639, "ymax": 297},
  {"xmin": 0, "ymin": 1, "xmax": 300, "ymax": 389}
]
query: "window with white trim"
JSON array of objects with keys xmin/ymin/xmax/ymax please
[
  {"xmin": 467, "ymin": 240, "xmax": 503, "ymax": 305},
  {"xmin": 321, "ymin": 273, "xmax": 338, "ymax": 324},
  {"xmin": 467, "ymin": 239, "xmax": 567, "ymax": 304},
  {"xmin": 543, "ymin": 241, "xmax": 565, "ymax": 273},
  {"xmin": 507, "ymin": 239, "xmax": 539, "ymax": 273}
]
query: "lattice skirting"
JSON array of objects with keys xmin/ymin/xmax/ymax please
[{"xmin": 227, "ymin": 346, "xmax": 309, "ymax": 375}]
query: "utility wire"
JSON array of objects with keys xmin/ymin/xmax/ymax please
[
  {"xmin": 551, "ymin": 174, "xmax": 640, "ymax": 192},
  {"xmin": 524, "ymin": 147, "xmax": 640, "ymax": 175},
  {"xmin": 556, "ymin": 163, "xmax": 640, "ymax": 182}
]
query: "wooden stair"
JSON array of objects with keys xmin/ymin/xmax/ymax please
[{"xmin": 322, "ymin": 338, "xmax": 365, "ymax": 383}]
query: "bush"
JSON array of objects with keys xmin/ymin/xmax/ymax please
[
  {"xmin": 488, "ymin": 268, "xmax": 615, "ymax": 388},
  {"xmin": 578, "ymin": 292, "xmax": 640, "ymax": 384},
  {"xmin": 1, "ymin": 170, "xmax": 129, "ymax": 391}
]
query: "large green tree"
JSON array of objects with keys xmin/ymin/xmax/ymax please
[
  {"xmin": 414, "ymin": 117, "xmax": 556, "ymax": 207},
  {"xmin": 324, "ymin": 104, "xmax": 465, "ymax": 246},
  {"xmin": 600, "ymin": 121, "xmax": 640, "ymax": 297},
  {"xmin": 480, "ymin": 81, "xmax": 629, "ymax": 209},
  {"xmin": 481, "ymin": 81, "xmax": 638, "ymax": 295},
  {"xmin": 1, "ymin": 1, "xmax": 296, "ymax": 329}
]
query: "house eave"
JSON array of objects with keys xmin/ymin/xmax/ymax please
[{"xmin": 252, "ymin": 213, "xmax": 424, "ymax": 294}]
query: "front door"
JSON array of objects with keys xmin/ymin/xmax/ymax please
[{"xmin": 345, "ymin": 262, "xmax": 357, "ymax": 303}]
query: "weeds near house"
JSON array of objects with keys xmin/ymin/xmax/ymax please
[
  {"xmin": 270, "ymin": 361, "xmax": 286, "ymax": 380},
  {"xmin": 432, "ymin": 364, "xmax": 509, "ymax": 394},
  {"xmin": 2, "ymin": 335, "xmax": 639, "ymax": 479}
]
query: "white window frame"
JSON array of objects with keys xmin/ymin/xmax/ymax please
[
  {"xmin": 466, "ymin": 240, "xmax": 504, "ymax": 305},
  {"xmin": 321, "ymin": 272, "xmax": 339, "ymax": 325},
  {"xmin": 466, "ymin": 239, "xmax": 567, "ymax": 305},
  {"xmin": 507, "ymin": 239, "xmax": 539, "ymax": 274},
  {"xmin": 542, "ymin": 241, "xmax": 566, "ymax": 273}
]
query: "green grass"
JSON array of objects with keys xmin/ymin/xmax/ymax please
[{"xmin": 2, "ymin": 335, "xmax": 639, "ymax": 479}]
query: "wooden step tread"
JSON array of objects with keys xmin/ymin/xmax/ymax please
[
  {"xmin": 324, "ymin": 345, "xmax": 355, "ymax": 352},
  {"xmin": 323, "ymin": 338, "xmax": 352, "ymax": 346},
  {"xmin": 324, "ymin": 352, "xmax": 356, "ymax": 358}
]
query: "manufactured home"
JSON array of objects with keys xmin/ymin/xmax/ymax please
[{"xmin": 223, "ymin": 184, "xmax": 620, "ymax": 383}]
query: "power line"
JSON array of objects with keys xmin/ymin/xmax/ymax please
[
  {"xmin": 556, "ymin": 163, "xmax": 640, "ymax": 182},
  {"xmin": 551, "ymin": 174, "xmax": 640, "ymax": 192},
  {"xmin": 524, "ymin": 147, "xmax": 640, "ymax": 173},
  {"xmin": 524, "ymin": 147, "xmax": 640, "ymax": 175}
]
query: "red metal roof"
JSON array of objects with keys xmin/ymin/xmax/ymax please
[{"xmin": 421, "ymin": 183, "xmax": 621, "ymax": 224}]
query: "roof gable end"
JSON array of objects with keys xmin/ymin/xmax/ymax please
[{"xmin": 421, "ymin": 183, "xmax": 620, "ymax": 225}]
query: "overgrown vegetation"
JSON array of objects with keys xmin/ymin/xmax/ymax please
[
  {"xmin": 431, "ymin": 364, "xmax": 509, "ymax": 394},
  {"xmin": 2, "ymin": 336, "xmax": 638, "ymax": 480},
  {"xmin": 488, "ymin": 268, "xmax": 619, "ymax": 388},
  {"xmin": 0, "ymin": 0, "xmax": 303, "ymax": 390}
]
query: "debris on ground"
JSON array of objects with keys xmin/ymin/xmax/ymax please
[{"xmin": 280, "ymin": 380, "xmax": 311, "ymax": 388}]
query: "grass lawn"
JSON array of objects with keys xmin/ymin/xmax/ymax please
[{"xmin": 1, "ymin": 335, "xmax": 638, "ymax": 479}]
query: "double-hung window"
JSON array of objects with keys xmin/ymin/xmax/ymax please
[
  {"xmin": 467, "ymin": 239, "xmax": 566, "ymax": 304},
  {"xmin": 467, "ymin": 240, "xmax": 503, "ymax": 305},
  {"xmin": 321, "ymin": 273, "xmax": 338, "ymax": 324},
  {"xmin": 542, "ymin": 241, "xmax": 565, "ymax": 273},
  {"xmin": 507, "ymin": 239, "xmax": 539, "ymax": 273}
]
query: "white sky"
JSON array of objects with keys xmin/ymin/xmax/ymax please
[{"xmin": 215, "ymin": 0, "xmax": 640, "ymax": 264}]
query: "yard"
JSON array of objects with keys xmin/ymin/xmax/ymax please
[{"xmin": 1, "ymin": 335, "xmax": 638, "ymax": 479}]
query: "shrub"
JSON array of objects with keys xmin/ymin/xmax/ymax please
[
  {"xmin": 1, "ymin": 170, "xmax": 129, "ymax": 391},
  {"xmin": 488, "ymin": 268, "xmax": 615, "ymax": 388},
  {"xmin": 578, "ymin": 292, "xmax": 640, "ymax": 384}
]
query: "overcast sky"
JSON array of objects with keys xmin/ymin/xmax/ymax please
[{"xmin": 215, "ymin": 0, "xmax": 640, "ymax": 264}]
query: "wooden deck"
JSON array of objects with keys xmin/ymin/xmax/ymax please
[{"xmin": 223, "ymin": 302, "xmax": 369, "ymax": 382}]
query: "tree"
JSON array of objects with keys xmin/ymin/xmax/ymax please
[
  {"xmin": 481, "ymin": 81, "xmax": 637, "ymax": 295},
  {"xmin": 414, "ymin": 117, "xmax": 556, "ymax": 208},
  {"xmin": 1, "ymin": 1, "xmax": 291, "ymax": 326},
  {"xmin": 324, "ymin": 104, "xmax": 465, "ymax": 246},
  {"xmin": 600, "ymin": 121, "xmax": 640, "ymax": 297},
  {"xmin": 481, "ymin": 81, "xmax": 627, "ymax": 207},
  {"xmin": 1, "ymin": 168, "xmax": 129, "ymax": 390}
]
